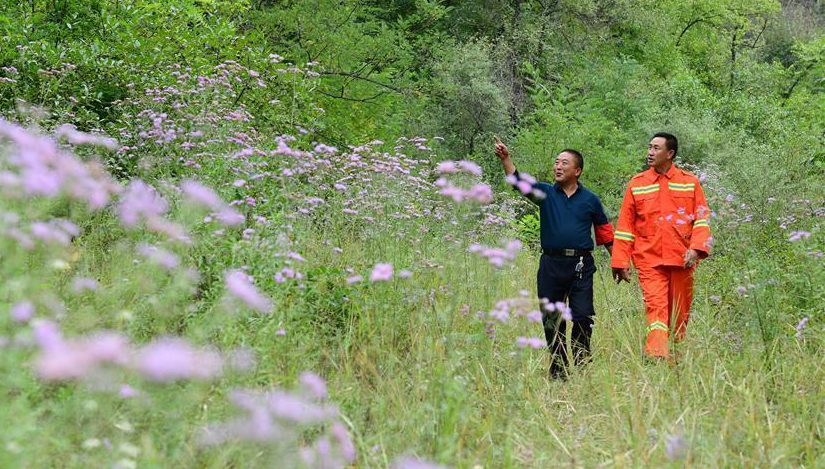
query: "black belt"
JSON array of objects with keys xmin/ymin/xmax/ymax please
[{"xmin": 543, "ymin": 248, "xmax": 592, "ymax": 257}]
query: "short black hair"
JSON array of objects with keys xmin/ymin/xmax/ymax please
[
  {"xmin": 652, "ymin": 132, "xmax": 678, "ymax": 158},
  {"xmin": 561, "ymin": 148, "xmax": 584, "ymax": 171}
]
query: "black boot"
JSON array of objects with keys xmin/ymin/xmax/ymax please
[
  {"xmin": 543, "ymin": 310, "xmax": 569, "ymax": 380},
  {"xmin": 571, "ymin": 317, "xmax": 594, "ymax": 368}
]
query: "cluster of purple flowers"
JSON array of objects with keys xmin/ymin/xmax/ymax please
[
  {"xmin": 197, "ymin": 373, "xmax": 355, "ymax": 469},
  {"xmin": 30, "ymin": 320, "xmax": 226, "ymax": 382},
  {"xmin": 182, "ymin": 179, "xmax": 245, "ymax": 225},
  {"xmin": 0, "ymin": 119, "xmax": 120, "ymax": 209},
  {"xmin": 788, "ymin": 230, "xmax": 811, "ymax": 242},
  {"xmin": 468, "ymin": 239, "xmax": 522, "ymax": 268},
  {"xmin": 344, "ymin": 263, "xmax": 412, "ymax": 284},
  {"xmin": 795, "ymin": 317, "xmax": 809, "ymax": 339},
  {"xmin": 481, "ymin": 295, "xmax": 553, "ymax": 350},
  {"xmin": 0, "ymin": 65, "xmax": 18, "ymax": 83},
  {"xmin": 504, "ymin": 171, "xmax": 546, "ymax": 200},
  {"xmin": 540, "ymin": 297, "xmax": 573, "ymax": 321},
  {"xmin": 434, "ymin": 160, "xmax": 494, "ymax": 204},
  {"xmin": 225, "ymin": 269, "xmax": 273, "ymax": 313}
]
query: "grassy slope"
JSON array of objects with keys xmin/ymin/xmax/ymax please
[{"xmin": 0, "ymin": 127, "xmax": 821, "ymax": 468}]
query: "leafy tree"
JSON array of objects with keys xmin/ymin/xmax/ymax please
[{"xmin": 425, "ymin": 40, "xmax": 511, "ymax": 157}]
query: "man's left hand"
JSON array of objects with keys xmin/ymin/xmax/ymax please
[{"xmin": 683, "ymin": 249, "xmax": 699, "ymax": 268}]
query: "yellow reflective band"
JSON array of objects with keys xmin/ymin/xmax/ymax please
[
  {"xmin": 614, "ymin": 231, "xmax": 635, "ymax": 241},
  {"xmin": 693, "ymin": 219, "xmax": 709, "ymax": 228},
  {"xmin": 647, "ymin": 321, "xmax": 669, "ymax": 332},
  {"xmin": 632, "ymin": 184, "xmax": 659, "ymax": 195},
  {"xmin": 668, "ymin": 182, "xmax": 695, "ymax": 191}
]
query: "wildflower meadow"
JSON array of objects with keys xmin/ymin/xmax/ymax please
[{"xmin": 0, "ymin": 1, "xmax": 822, "ymax": 468}]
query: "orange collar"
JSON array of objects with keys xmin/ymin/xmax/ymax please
[{"xmin": 643, "ymin": 163, "xmax": 677, "ymax": 182}]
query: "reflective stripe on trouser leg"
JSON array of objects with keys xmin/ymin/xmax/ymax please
[
  {"xmin": 637, "ymin": 265, "xmax": 671, "ymax": 357},
  {"xmin": 667, "ymin": 265, "xmax": 695, "ymax": 342}
]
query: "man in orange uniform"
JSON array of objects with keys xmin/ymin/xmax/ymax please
[{"xmin": 611, "ymin": 133, "xmax": 711, "ymax": 358}]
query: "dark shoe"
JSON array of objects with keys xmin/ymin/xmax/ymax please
[{"xmin": 549, "ymin": 364, "xmax": 568, "ymax": 381}]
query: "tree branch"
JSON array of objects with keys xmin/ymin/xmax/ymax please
[
  {"xmin": 315, "ymin": 88, "xmax": 388, "ymax": 102},
  {"xmin": 748, "ymin": 18, "xmax": 769, "ymax": 49},
  {"xmin": 677, "ymin": 17, "xmax": 707, "ymax": 46},
  {"xmin": 782, "ymin": 62, "xmax": 815, "ymax": 100}
]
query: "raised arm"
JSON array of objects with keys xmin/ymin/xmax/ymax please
[
  {"xmin": 493, "ymin": 136, "xmax": 546, "ymax": 205},
  {"xmin": 494, "ymin": 136, "xmax": 516, "ymax": 175}
]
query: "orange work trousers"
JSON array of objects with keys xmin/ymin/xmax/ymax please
[{"xmin": 636, "ymin": 264, "xmax": 695, "ymax": 357}]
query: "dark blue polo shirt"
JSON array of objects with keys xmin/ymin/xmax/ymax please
[{"xmin": 513, "ymin": 171, "xmax": 610, "ymax": 251}]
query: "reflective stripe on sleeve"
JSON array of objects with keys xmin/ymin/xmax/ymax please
[
  {"xmin": 614, "ymin": 230, "xmax": 635, "ymax": 242},
  {"xmin": 693, "ymin": 218, "xmax": 709, "ymax": 228}
]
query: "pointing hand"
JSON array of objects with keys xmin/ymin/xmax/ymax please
[{"xmin": 494, "ymin": 136, "xmax": 510, "ymax": 161}]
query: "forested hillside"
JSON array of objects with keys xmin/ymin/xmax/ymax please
[{"xmin": 0, "ymin": 1, "xmax": 822, "ymax": 468}]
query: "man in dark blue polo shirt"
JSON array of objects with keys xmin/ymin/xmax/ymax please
[{"xmin": 494, "ymin": 137, "xmax": 614, "ymax": 378}]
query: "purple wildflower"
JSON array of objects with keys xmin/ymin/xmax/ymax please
[
  {"xmin": 526, "ymin": 310, "xmax": 542, "ymax": 323},
  {"xmin": 118, "ymin": 180, "xmax": 168, "ymax": 227},
  {"xmin": 214, "ymin": 208, "xmax": 245, "ymax": 225},
  {"xmin": 457, "ymin": 160, "xmax": 482, "ymax": 176},
  {"xmin": 55, "ymin": 124, "xmax": 117, "ymax": 149},
  {"xmin": 664, "ymin": 427, "xmax": 687, "ymax": 461},
  {"xmin": 485, "ymin": 321, "xmax": 496, "ymax": 339},
  {"xmin": 118, "ymin": 384, "xmax": 143, "ymax": 398},
  {"xmin": 181, "ymin": 180, "xmax": 224, "ymax": 209},
  {"xmin": 469, "ymin": 239, "xmax": 521, "ymax": 268},
  {"xmin": 516, "ymin": 337, "xmax": 547, "ymax": 349},
  {"xmin": 224, "ymin": 270, "xmax": 272, "ymax": 313},
  {"xmin": 182, "ymin": 180, "xmax": 244, "ymax": 225},
  {"xmin": 468, "ymin": 183, "xmax": 494, "ymax": 204},
  {"xmin": 370, "ymin": 263, "xmax": 394, "ymax": 282},
  {"xmin": 133, "ymin": 337, "xmax": 222, "ymax": 382},
  {"xmin": 330, "ymin": 422, "xmax": 356, "ymax": 462},
  {"xmin": 300, "ymin": 371, "xmax": 327, "ymax": 399},
  {"xmin": 788, "ymin": 231, "xmax": 811, "ymax": 242},
  {"xmin": 30, "ymin": 219, "xmax": 77, "ymax": 245},
  {"xmin": 555, "ymin": 301, "xmax": 572, "ymax": 321},
  {"xmin": 10, "ymin": 301, "xmax": 34, "ymax": 323},
  {"xmin": 34, "ymin": 331, "xmax": 130, "ymax": 381},
  {"xmin": 137, "ymin": 243, "xmax": 179, "ymax": 270},
  {"xmin": 70, "ymin": 276, "xmax": 99, "ymax": 293},
  {"xmin": 31, "ymin": 319, "xmax": 63, "ymax": 350},
  {"xmin": 436, "ymin": 161, "xmax": 458, "ymax": 173},
  {"xmin": 795, "ymin": 317, "xmax": 809, "ymax": 339}
]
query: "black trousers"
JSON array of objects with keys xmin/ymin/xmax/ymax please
[{"xmin": 536, "ymin": 254, "xmax": 596, "ymax": 373}]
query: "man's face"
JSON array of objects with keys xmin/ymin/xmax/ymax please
[
  {"xmin": 553, "ymin": 152, "xmax": 581, "ymax": 183},
  {"xmin": 647, "ymin": 137, "xmax": 674, "ymax": 170}
]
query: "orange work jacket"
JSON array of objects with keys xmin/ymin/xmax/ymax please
[{"xmin": 611, "ymin": 164, "xmax": 711, "ymax": 269}]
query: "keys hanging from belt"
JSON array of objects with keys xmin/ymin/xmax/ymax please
[{"xmin": 575, "ymin": 256, "xmax": 584, "ymax": 279}]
